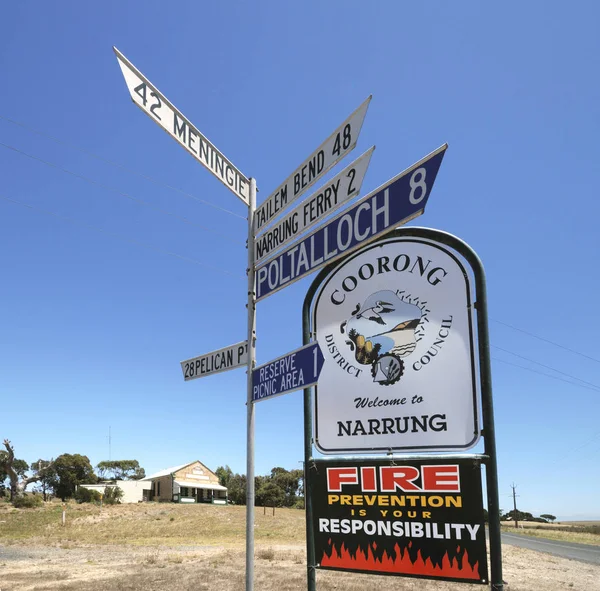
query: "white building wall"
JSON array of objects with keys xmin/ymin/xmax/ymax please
[{"xmin": 80, "ymin": 480, "xmax": 151, "ymax": 503}]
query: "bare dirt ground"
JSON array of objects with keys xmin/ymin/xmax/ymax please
[{"xmin": 2, "ymin": 543, "xmax": 599, "ymax": 590}]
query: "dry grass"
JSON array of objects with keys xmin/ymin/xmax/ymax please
[
  {"xmin": 501, "ymin": 525, "xmax": 600, "ymax": 546},
  {"xmin": 1, "ymin": 503, "xmax": 599, "ymax": 590},
  {"xmin": 501, "ymin": 521, "xmax": 600, "ymax": 546},
  {"xmin": 0, "ymin": 501, "xmax": 305, "ymax": 547}
]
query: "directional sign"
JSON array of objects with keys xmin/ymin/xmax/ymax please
[
  {"xmin": 181, "ymin": 341, "xmax": 248, "ymax": 381},
  {"xmin": 255, "ymin": 144, "xmax": 447, "ymax": 302},
  {"xmin": 254, "ymin": 96, "xmax": 371, "ymax": 233},
  {"xmin": 114, "ymin": 47, "xmax": 250, "ymax": 205},
  {"xmin": 252, "ymin": 342, "xmax": 324, "ymax": 402},
  {"xmin": 254, "ymin": 147, "xmax": 374, "ymax": 265}
]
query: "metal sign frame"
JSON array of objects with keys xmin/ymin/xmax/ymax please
[{"xmin": 302, "ymin": 227, "xmax": 503, "ymax": 591}]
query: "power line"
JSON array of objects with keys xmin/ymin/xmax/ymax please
[
  {"xmin": 551, "ymin": 430, "xmax": 600, "ymax": 464},
  {"xmin": 0, "ymin": 141, "xmax": 237, "ymax": 241},
  {"xmin": 491, "ymin": 357, "xmax": 600, "ymax": 393},
  {"xmin": 492, "ymin": 318, "xmax": 600, "ymax": 365},
  {"xmin": 0, "ymin": 193, "xmax": 244, "ymax": 279},
  {"xmin": 492, "ymin": 345, "xmax": 600, "ymax": 392},
  {"xmin": 0, "ymin": 113, "xmax": 246, "ymax": 220}
]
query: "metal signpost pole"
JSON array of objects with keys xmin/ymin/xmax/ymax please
[
  {"xmin": 302, "ymin": 306, "xmax": 317, "ymax": 591},
  {"xmin": 114, "ymin": 47, "xmax": 258, "ymax": 591},
  {"xmin": 395, "ymin": 227, "xmax": 504, "ymax": 590},
  {"xmin": 246, "ymin": 178, "xmax": 257, "ymax": 591}
]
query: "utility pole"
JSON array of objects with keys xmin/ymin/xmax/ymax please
[
  {"xmin": 511, "ymin": 483, "xmax": 519, "ymax": 529},
  {"xmin": 108, "ymin": 426, "xmax": 112, "ymax": 461}
]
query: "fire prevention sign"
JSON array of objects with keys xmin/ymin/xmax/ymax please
[{"xmin": 311, "ymin": 457, "xmax": 488, "ymax": 584}]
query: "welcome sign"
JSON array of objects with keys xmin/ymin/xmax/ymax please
[{"xmin": 312, "ymin": 236, "xmax": 480, "ymax": 453}]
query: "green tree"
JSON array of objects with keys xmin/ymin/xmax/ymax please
[
  {"xmin": 1, "ymin": 440, "xmax": 50, "ymax": 502},
  {"xmin": 269, "ymin": 467, "xmax": 303, "ymax": 507},
  {"xmin": 215, "ymin": 466, "xmax": 246, "ymax": 504},
  {"xmin": 0, "ymin": 456, "xmax": 29, "ymax": 485},
  {"xmin": 31, "ymin": 459, "xmax": 53, "ymax": 501},
  {"xmin": 227, "ymin": 473, "xmax": 247, "ymax": 505},
  {"xmin": 96, "ymin": 460, "xmax": 145, "ymax": 480},
  {"xmin": 103, "ymin": 485, "xmax": 124, "ymax": 505},
  {"xmin": 540, "ymin": 514, "xmax": 557, "ymax": 522},
  {"xmin": 215, "ymin": 465, "xmax": 234, "ymax": 488},
  {"xmin": 502, "ymin": 509, "xmax": 535, "ymax": 522},
  {"xmin": 214, "ymin": 465, "xmax": 305, "ymax": 507},
  {"xmin": 74, "ymin": 487, "xmax": 102, "ymax": 504},
  {"xmin": 255, "ymin": 478, "xmax": 286, "ymax": 507},
  {"xmin": 46, "ymin": 454, "xmax": 97, "ymax": 500}
]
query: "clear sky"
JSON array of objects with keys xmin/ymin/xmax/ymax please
[{"xmin": 1, "ymin": 1, "xmax": 598, "ymax": 520}]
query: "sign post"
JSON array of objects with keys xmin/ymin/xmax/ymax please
[
  {"xmin": 114, "ymin": 48, "xmax": 258, "ymax": 591},
  {"xmin": 246, "ymin": 179, "xmax": 257, "ymax": 590}
]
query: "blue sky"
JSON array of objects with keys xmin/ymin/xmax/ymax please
[{"xmin": 1, "ymin": 2, "xmax": 599, "ymax": 520}]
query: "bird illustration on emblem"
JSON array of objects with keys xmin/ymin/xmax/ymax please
[{"xmin": 340, "ymin": 289, "xmax": 428, "ymax": 386}]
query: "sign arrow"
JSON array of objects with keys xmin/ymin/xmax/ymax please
[
  {"xmin": 254, "ymin": 147, "xmax": 374, "ymax": 265},
  {"xmin": 255, "ymin": 144, "xmax": 448, "ymax": 302},
  {"xmin": 254, "ymin": 97, "xmax": 371, "ymax": 233},
  {"xmin": 252, "ymin": 342, "xmax": 324, "ymax": 403},
  {"xmin": 114, "ymin": 47, "xmax": 250, "ymax": 205},
  {"xmin": 181, "ymin": 341, "xmax": 248, "ymax": 381}
]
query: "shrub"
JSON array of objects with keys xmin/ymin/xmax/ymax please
[
  {"xmin": 103, "ymin": 485, "xmax": 124, "ymax": 505},
  {"xmin": 13, "ymin": 494, "xmax": 43, "ymax": 508},
  {"xmin": 256, "ymin": 546, "xmax": 275, "ymax": 560},
  {"xmin": 74, "ymin": 487, "xmax": 102, "ymax": 504}
]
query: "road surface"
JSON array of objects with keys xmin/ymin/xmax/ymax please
[{"xmin": 501, "ymin": 531, "xmax": 600, "ymax": 565}]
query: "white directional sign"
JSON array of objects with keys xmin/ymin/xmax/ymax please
[
  {"xmin": 255, "ymin": 145, "xmax": 448, "ymax": 302},
  {"xmin": 114, "ymin": 47, "xmax": 250, "ymax": 205},
  {"xmin": 254, "ymin": 96, "xmax": 371, "ymax": 233},
  {"xmin": 254, "ymin": 147, "xmax": 374, "ymax": 265},
  {"xmin": 181, "ymin": 341, "xmax": 248, "ymax": 381}
]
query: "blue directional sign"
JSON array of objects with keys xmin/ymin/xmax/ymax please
[
  {"xmin": 252, "ymin": 342, "xmax": 324, "ymax": 403},
  {"xmin": 255, "ymin": 144, "xmax": 447, "ymax": 301}
]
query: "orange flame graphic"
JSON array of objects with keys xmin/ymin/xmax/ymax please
[{"xmin": 320, "ymin": 541, "xmax": 481, "ymax": 580}]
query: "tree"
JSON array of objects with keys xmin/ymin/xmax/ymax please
[
  {"xmin": 215, "ymin": 465, "xmax": 306, "ymax": 507},
  {"xmin": 227, "ymin": 473, "xmax": 247, "ymax": 505},
  {"xmin": 31, "ymin": 459, "xmax": 53, "ymax": 501},
  {"xmin": 1, "ymin": 440, "xmax": 53, "ymax": 501},
  {"xmin": 255, "ymin": 478, "xmax": 286, "ymax": 507},
  {"xmin": 540, "ymin": 514, "xmax": 557, "ymax": 523},
  {"xmin": 269, "ymin": 467, "xmax": 303, "ymax": 507},
  {"xmin": 215, "ymin": 465, "xmax": 234, "ymax": 488},
  {"xmin": 502, "ymin": 509, "xmax": 535, "ymax": 522},
  {"xmin": 45, "ymin": 454, "xmax": 97, "ymax": 500},
  {"xmin": 103, "ymin": 485, "xmax": 124, "ymax": 505},
  {"xmin": 215, "ymin": 465, "xmax": 246, "ymax": 504},
  {"xmin": 96, "ymin": 460, "xmax": 145, "ymax": 481}
]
